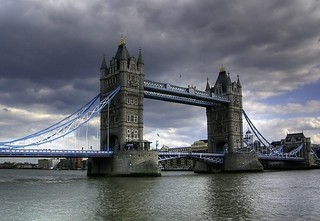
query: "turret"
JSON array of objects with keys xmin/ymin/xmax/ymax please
[
  {"xmin": 119, "ymin": 44, "xmax": 128, "ymax": 71},
  {"xmin": 227, "ymin": 72, "xmax": 232, "ymax": 93},
  {"xmin": 100, "ymin": 54, "xmax": 108, "ymax": 78},
  {"xmin": 137, "ymin": 48, "xmax": 144, "ymax": 73},
  {"xmin": 205, "ymin": 78, "xmax": 211, "ymax": 94}
]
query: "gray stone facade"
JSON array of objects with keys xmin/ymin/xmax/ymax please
[
  {"xmin": 206, "ymin": 67, "xmax": 244, "ymax": 153},
  {"xmin": 99, "ymin": 38, "xmax": 145, "ymax": 151},
  {"xmin": 88, "ymin": 38, "xmax": 160, "ymax": 176}
]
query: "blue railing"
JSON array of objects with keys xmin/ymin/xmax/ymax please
[
  {"xmin": 0, "ymin": 149, "xmax": 113, "ymax": 158},
  {"xmin": 144, "ymin": 80, "xmax": 230, "ymax": 107}
]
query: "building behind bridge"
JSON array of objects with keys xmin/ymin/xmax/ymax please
[
  {"xmin": 159, "ymin": 140, "xmax": 208, "ymax": 170},
  {"xmin": 271, "ymin": 132, "xmax": 311, "ymax": 158},
  {"xmin": 38, "ymin": 158, "xmax": 85, "ymax": 170}
]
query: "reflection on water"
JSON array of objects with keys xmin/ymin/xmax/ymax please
[{"xmin": 0, "ymin": 169, "xmax": 320, "ymax": 220}]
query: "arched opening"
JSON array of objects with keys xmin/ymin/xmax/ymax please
[
  {"xmin": 109, "ymin": 135, "xmax": 119, "ymax": 151},
  {"xmin": 216, "ymin": 142, "xmax": 228, "ymax": 154}
]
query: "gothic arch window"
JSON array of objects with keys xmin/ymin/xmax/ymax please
[{"xmin": 134, "ymin": 130, "xmax": 138, "ymax": 139}]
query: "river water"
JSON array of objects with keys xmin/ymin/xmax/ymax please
[{"xmin": 0, "ymin": 169, "xmax": 319, "ymax": 221}]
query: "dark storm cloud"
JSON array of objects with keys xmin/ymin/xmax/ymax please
[
  {"xmin": 0, "ymin": 1, "xmax": 108, "ymax": 111},
  {"xmin": 0, "ymin": 0, "xmax": 320, "ymax": 143},
  {"xmin": 1, "ymin": 0, "xmax": 319, "ymax": 98},
  {"xmin": 132, "ymin": 0, "xmax": 320, "ymax": 92}
]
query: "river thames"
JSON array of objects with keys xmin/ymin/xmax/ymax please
[{"xmin": 0, "ymin": 169, "xmax": 319, "ymax": 220}]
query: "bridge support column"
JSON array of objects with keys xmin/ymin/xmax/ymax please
[
  {"xmin": 87, "ymin": 157, "xmax": 113, "ymax": 176},
  {"xmin": 194, "ymin": 162, "xmax": 223, "ymax": 173},
  {"xmin": 223, "ymin": 152, "xmax": 263, "ymax": 172},
  {"xmin": 87, "ymin": 150, "xmax": 161, "ymax": 177}
]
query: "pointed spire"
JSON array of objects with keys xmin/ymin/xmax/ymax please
[
  {"xmin": 227, "ymin": 72, "xmax": 231, "ymax": 85},
  {"xmin": 205, "ymin": 77, "xmax": 211, "ymax": 93},
  {"xmin": 237, "ymin": 74, "xmax": 242, "ymax": 88},
  {"xmin": 137, "ymin": 48, "xmax": 144, "ymax": 65},
  {"xmin": 120, "ymin": 44, "xmax": 128, "ymax": 61},
  {"xmin": 100, "ymin": 53, "xmax": 107, "ymax": 70}
]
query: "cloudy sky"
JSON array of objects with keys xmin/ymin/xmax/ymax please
[{"xmin": 0, "ymin": 0, "xmax": 319, "ymax": 151}]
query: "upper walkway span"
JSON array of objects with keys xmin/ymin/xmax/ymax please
[{"xmin": 144, "ymin": 80, "xmax": 230, "ymax": 107}]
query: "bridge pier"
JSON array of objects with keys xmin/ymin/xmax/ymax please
[
  {"xmin": 260, "ymin": 152, "xmax": 315, "ymax": 170},
  {"xmin": 194, "ymin": 162, "xmax": 223, "ymax": 173},
  {"xmin": 87, "ymin": 150, "xmax": 160, "ymax": 177},
  {"xmin": 194, "ymin": 152, "xmax": 263, "ymax": 173},
  {"xmin": 223, "ymin": 152, "xmax": 263, "ymax": 172},
  {"xmin": 87, "ymin": 157, "xmax": 112, "ymax": 176}
]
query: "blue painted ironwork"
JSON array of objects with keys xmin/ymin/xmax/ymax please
[
  {"xmin": 0, "ymin": 86, "xmax": 120, "ymax": 149},
  {"xmin": 158, "ymin": 152, "xmax": 224, "ymax": 164},
  {"xmin": 158, "ymin": 151, "xmax": 305, "ymax": 164},
  {"xmin": 0, "ymin": 94, "xmax": 100, "ymax": 147},
  {"xmin": 0, "ymin": 148, "xmax": 113, "ymax": 158},
  {"xmin": 242, "ymin": 110, "xmax": 307, "ymax": 159},
  {"xmin": 243, "ymin": 110, "xmax": 273, "ymax": 149},
  {"xmin": 258, "ymin": 155, "xmax": 304, "ymax": 162},
  {"xmin": 311, "ymin": 148, "xmax": 319, "ymax": 160},
  {"xmin": 0, "ymin": 148, "xmax": 305, "ymax": 163},
  {"xmin": 287, "ymin": 143, "xmax": 304, "ymax": 157},
  {"xmin": 144, "ymin": 80, "xmax": 230, "ymax": 107}
]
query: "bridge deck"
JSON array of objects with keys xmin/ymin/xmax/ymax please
[
  {"xmin": 0, "ymin": 149, "xmax": 306, "ymax": 163},
  {"xmin": 158, "ymin": 152, "xmax": 224, "ymax": 157},
  {"xmin": 258, "ymin": 155, "xmax": 305, "ymax": 161},
  {"xmin": 0, "ymin": 149, "xmax": 113, "ymax": 158}
]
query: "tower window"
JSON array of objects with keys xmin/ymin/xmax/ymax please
[
  {"xmin": 134, "ymin": 130, "xmax": 138, "ymax": 139},
  {"xmin": 127, "ymin": 98, "xmax": 138, "ymax": 105},
  {"xmin": 127, "ymin": 115, "xmax": 138, "ymax": 123}
]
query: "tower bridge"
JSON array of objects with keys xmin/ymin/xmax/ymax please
[{"xmin": 0, "ymin": 37, "xmax": 317, "ymax": 175}]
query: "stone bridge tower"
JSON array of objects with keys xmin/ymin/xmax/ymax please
[
  {"xmin": 200, "ymin": 67, "xmax": 263, "ymax": 172},
  {"xmin": 100, "ymin": 37, "xmax": 145, "ymax": 151},
  {"xmin": 206, "ymin": 66, "xmax": 243, "ymax": 153},
  {"xmin": 88, "ymin": 38, "xmax": 160, "ymax": 176}
]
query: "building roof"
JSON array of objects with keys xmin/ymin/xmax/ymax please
[
  {"xmin": 214, "ymin": 67, "xmax": 231, "ymax": 93},
  {"xmin": 115, "ymin": 43, "xmax": 130, "ymax": 61},
  {"xmin": 285, "ymin": 132, "xmax": 305, "ymax": 142},
  {"xmin": 114, "ymin": 36, "xmax": 130, "ymax": 62}
]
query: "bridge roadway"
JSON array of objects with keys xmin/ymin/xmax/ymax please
[
  {"xmin": 0, "ymin": 149, "xmax": 113, "ymax": 158},
  {"xmin": 158, "ymin": 152, "xmax": 224, "ymax": 164},
  {"xmin": 0, "ymin": 149, "xmax": 305, "ymax": 163}
]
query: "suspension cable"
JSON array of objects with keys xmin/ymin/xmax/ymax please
[
  {"xmin": 0, "ymin": 86, "xmax": 120, "ymax": 148},
  {"xmin": 242, "ymin": 110, "xmax": 273, "ymax": 150}
]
